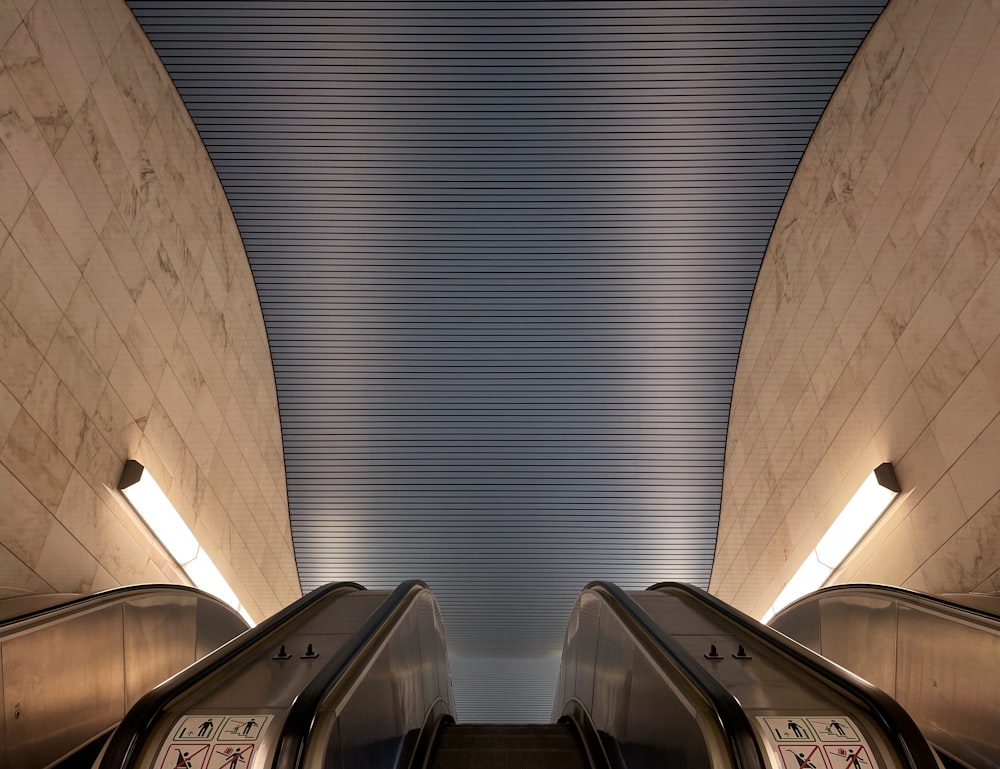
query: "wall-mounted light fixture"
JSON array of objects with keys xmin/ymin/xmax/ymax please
[
  {"xmin": 119, "ymin": 459, "xmax": 254, "ymax": 625},
  {"xmin": 762, "ymin": 462, "xmax": 901, "ymax": 623}
]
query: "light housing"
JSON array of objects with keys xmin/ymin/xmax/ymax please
[
  {"xmin": 763, "ymin": 462, "xmax": 900, "ymax": 623},
  {"xmin": 119, "ymin": 459, "xmax": 254, "ymax": 625}
]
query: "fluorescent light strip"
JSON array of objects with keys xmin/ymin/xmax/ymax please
[
  {"xmin": 119, "ymin": 460, "xmax": 255, "ymax": 626},
  {"xmin": 762, "ymin": 463, "xmax": 900, "ymax": 624}
]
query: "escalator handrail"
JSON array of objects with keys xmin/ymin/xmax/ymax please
[
  {"xmin": 774, "ymin": 582, "xmax": 1000, "ymax": 627},
  {"xmin": 271, "ymin": 579, "xmax": 432, "ymax": 769},
  {"xmin": 97, "ymin": 581, "xmax": 365, "ymax": 769},
  {"xmin": 0, "ymin": 583, "xmax": 244, "ymax": 635},
  {"xmin": 586, "ymin": 581, "xmax": 766, "ymax": 769},
  {"xmin": 648, "ymin": 581, "xmax": 939, "ymax": 769}
]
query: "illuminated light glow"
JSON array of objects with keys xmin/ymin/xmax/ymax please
[
  {"xmin": 763, "ymin": 463, "xmax": 900, "ymax": 622},
  {"xmin": 119, "ymin": 460, "xmax": 255, "ymax": 625}
]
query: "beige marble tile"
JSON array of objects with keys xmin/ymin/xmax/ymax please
[
  {"xmin": 948, "ymin": 24, "xmax": 1000, "ymax": 153},
  {"xmin": 930, "ymin": 366, "xmax": 1000, "ymax": 464},
  {"xmin": 121, "ymin": 308, "xmax": 165, "ymax": 395},
  {"xmin": 939, "ymin": 188, "xmax": 1000, "ymax": 314},
  {"xmin": 913, "ymin": 0, "xmax": 970, "ymax": 87},
  {"xmin": 144, "ymin": 399, "xmax": 184, "ymax": 478},
  {"xmin": 45, "ymin": 317, "xmax": 104, "ymax": 416},
  {"xmin": 23, "ymin": 0, "xmax": 89, "ymax": 116},
  {"xmin": 66, "ymin": 278, "xmax": 120, "ymax": 374},
  {"xmin": 54, "ymin": 124, "xmax": 114, "ymax": 233},
  {"xmin": 156, "ymin": 364, "xmax": 192, "ymax": 440},
  {"xmin": 52, "ymin": 0, "xmax": 105, "ymax": 86},
  {"xmin": 74, "ymin": 94, "xmax": 129, "ymax": 201},
  {"xmin": 0, "ymin": 381, "xmax": 17, "ymax": 447},
  {"xmin": 104, "ymin": 38, "xmax": 153, "ymax": 142},
  {"xmin": 0, "ymin": 407, "xmax": 71, "ymax": 509},
  {"xmin": 0, "ymin": 232, "xmax": 60, "ymax": 350},
  {"xmin": 92, "ymin": 379, "xmax": 137, "ymax": 458},
  {"xmin": 0, "ymin": 301, "xmax": 42, "ymax": 399},
  {"xmin": 136, "ymin": 278, "xmax": 177, "ymax": 359},
  {"xmin": 89, "ymin": 64, "xmax": 141, "ymax": 172},
  {"xmin": 0, "ymin": 2, "xmax": 19, "ymax": 50},
  {"xmin": 1, "ymin": 21, "xmax": 70, "ymax": 152},
  {"xmin": 82, "ymin": 241, "xmax": 133, "ymax": 335},
  {"xmin": 913, "ymin": 319, "xmax": 979, "ymax": 417},
  {"xmin": 0, "ymin": 458, "xmax": 52, "ymax": 568},
  {"xmin": 949, "ymin": 411, "xmax": 1000, "ymax": 515},
  {"xmin": 23, "ymin": 360, "xmax": 88, "ymax": 463},
  {"xmin": 80, "ymin": 0, "xmax": 119, "ymax": 60},
  {"xmin": 99, "ymin": 210, "xmax": 144, "ymax": 301},
  {"xmin": 11, "ymin": 196, "xmax": 79, "ymax": 309},
  {"xmin": 33, "ymin": 517, "xmax": 98, "ymax": 593},
  {"xmin": 880, "ymin": 231, "xmax": 949, "ymax": 341},
  {"xmin": 107, "ymin": 343, "xmax": 151, "ymax": 424},
  {"xmin": 33, "ymin": 151, "xmax": 98, "ymax": 266},
  {"xmin": 929, "ymin": 0, "xmax": 998, "ymax": 118},
  {"xmin": 0, "ymin": 68, "xmax": 52, "ymax": 188},
  {"xmin": 0, "ymin": 141, "xmax": 29, "ymax": 229},
  {"xmin": 958, "ymin": 250, "xmax": 1000, "ymax": 357},
  {"xmin": 916, "ymin": 490, "xmax": 1000, "ymax": 591},
  {"xmin": 875, "ymin": 384, "xmax": 928, "ymax": 461},
  {"xmin": 887, "ymin": 91, "xmax": 947, "ymax": 203},
  {"xmin": 74, "ymin": 415, "xmax": 120, "ymax": 485},
  {"xmin": 908, "ymin": 124, "xmax": 967, "ymax": 235},
  {"xmin": 896, "ymin": 283, "xmax": 958, "ymax": 376}
]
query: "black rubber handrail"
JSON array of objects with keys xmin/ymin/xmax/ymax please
[
  {"xmin": 271, "ymin": 580, "xmax": 433, "ymax": 769},
  {"xmin": 586, "ymin": 581, "xmax": 765, "ymax": 769},
  {"xmin": 649, "ymin": 581, "xmax": 939, "ymax": 769},
  {"xmin": 97, "ymin": 581, "xmax": 365, "ymax": 769},
  {"xmin": 0, "ymin": 583, "xmax": 243, "ymax": 633},
  {"xmin": 774, "ymin": 582, "xmax": 1000, "ymax": 626}
]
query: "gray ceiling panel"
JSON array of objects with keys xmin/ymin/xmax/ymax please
[{"xmin": 128, "ymin": 0, "xmax": 884, "ymax": 721}]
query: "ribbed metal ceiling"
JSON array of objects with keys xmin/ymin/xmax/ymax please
[{"xmin": 128, "ymin": 1, "xmax": 884, "ymax": 722}]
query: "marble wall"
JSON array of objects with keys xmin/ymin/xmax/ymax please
[
  {"xmin": 0, "ymin": 0, "xmax": 299, "ymax": 619},
  {"xmin": 713, "ymin": 0, "xmax": 1000, "ymax": 617}
]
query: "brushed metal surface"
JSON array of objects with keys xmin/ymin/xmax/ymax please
[
  {"xmin": 124, "ymin": 595, "xmax": 198, "ymax": 706},
  {"xmin": 3, "ymin": 604, "xmax": 126, "ymax": 769},
  {"xmin": 309, "ymin": 587, "xmax": 454, "ymax": 769},
  {"xmin": 555, "ymin": 589, "xmax": 722, "ymax": 769}
]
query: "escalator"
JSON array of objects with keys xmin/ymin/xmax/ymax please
[
  {"xmin": 770, "ymin": 584, "xmax": 1000, "ymax": 769},
  {"xmin": 0, "ymin": 584, "xmax": 248, "ymax": 769},
  {"xmin": 93, "ymin": 580, "xmax": 938, "ymax": 769},
  {"xmin": 424, "ymin": 723, "xmax": 593, "ymax": 769}
]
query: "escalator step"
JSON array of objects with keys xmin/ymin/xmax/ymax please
[{"xmin": 430, "ymin": 723, "xmax": 588, "ymax": 769}]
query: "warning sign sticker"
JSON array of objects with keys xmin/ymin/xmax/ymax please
[
  {"xmin": 778, "ymin": 744, "xmax": 829, "ymax": 769},
  {"xmin": 173, "ymin": 716, "xmax": 226, "ymax": 741},
  {"xmin": 156, "ymin": 715, "xmax": 270, "ymax": 769},
  {"xmin": 808, "ymin": 718, "xmax": 860, "ymax": 742},
  {"xmin": 207, "ymin": 743, "xmax": 255, "ymax": 769},
  {"xmin": 761, "ymin": 716, "xmax": 817, "ymax": 742},
  {"xmin": 159, "ymin": 743, "xmax": 211, "ymax": 769},
  {"xmin": 756, "ymin": 716, "xmax": 879, "ymax": 769},
  {"xmin": 824, "ymin": 744, "xmax": 873, "ymax": 769},
  {"xmin": 218, "ymin": 716, "xmax": 266, "ymax": 741}
]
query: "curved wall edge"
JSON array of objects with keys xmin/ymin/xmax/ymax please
[
  {"xmin": 714, "ymin": 0, "xmax": 1000, "ymax": 616},
  {"xmin": 0, "ymin": 0, "xmax": 300, "ymax": 619}
]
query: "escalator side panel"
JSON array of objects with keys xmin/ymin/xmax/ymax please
[
  {"xmin": 3, "ymin": 603, "xmax": 125, "ymax": 769},
  {"xmin": 299, "ymin": 587, "xmax": 454, "ymax": 769},
  {"xmin": 555, "ymin": 588, "xmax": 730, "ymax": 769},
  {"xmin": 0, "ymin": 587, "xmax": 247, "ymax": 769},
  {"xmin": 774, "ymin": 586, "xmax": 1000, "ymax": 769}
]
